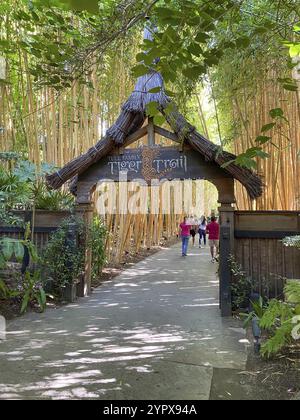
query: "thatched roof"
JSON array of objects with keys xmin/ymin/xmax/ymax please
[{"xmin": 46, "ymin": 26, "xmax": 263, "ymax": 200}]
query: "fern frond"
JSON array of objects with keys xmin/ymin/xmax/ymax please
[
  {"xmin": 260, "ymin": 300, "xmax": 293, "ymax": 329},
  {"xmin": 284, "ymin": 280, "xmax": 300, "ymax": 304},
  {"xmin": 261, "ymin": 321, "xmax": 293, "ymax": 358}
]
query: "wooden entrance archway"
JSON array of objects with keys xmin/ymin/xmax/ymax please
[
  {"xmin": 46, "ymin": 25, "xmax": 262, "ymax": 317},
  {"xmin": 76, "ymin": 118, "xmax": 235, "ymax": 317}
]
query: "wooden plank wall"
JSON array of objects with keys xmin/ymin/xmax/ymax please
[
  {"xmin": 0, "ymin": 211, "xmax": 70, "ymax": 251},
  {"xmin": 234, "ymin": 211, "xmax": 300, "ymax": 298}
]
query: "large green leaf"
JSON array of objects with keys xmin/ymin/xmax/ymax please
[
  {"xmin": 132, "ymin": 64, "xmax": 149, "ymax": 78},
  {"xmin": 14, "ymin": 241, "xmax": 25, "ymax": 263},
  {"xmin": 1, "ymin": 239, "xmax": 14, "ymax": 260},
  {"xmin": 61, "ymin": 0, "xmax": 99, "ymax": 14},
  {"xmin": 182, "ymin": 65, "xmax": 206, "ymax": 80}
]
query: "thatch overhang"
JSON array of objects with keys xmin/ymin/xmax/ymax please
[{"xmin": 46, "ymin": 27, "xmax": 263, "ymax": 200}]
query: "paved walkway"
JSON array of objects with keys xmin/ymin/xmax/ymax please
[{"xmin": 0, "ymin": 243, "xmax": 248, "ymax": 400}]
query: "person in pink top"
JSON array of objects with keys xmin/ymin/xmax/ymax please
[
  {"xmin": 179, "ymin": 217, "xmax": 192, "ymax": 257},
  {"xmin": 206, "ymin": 216, "xmax": 220, "ymax": 263}
]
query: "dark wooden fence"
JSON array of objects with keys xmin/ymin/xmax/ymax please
[
  {"xmin": 0, "ymin": 210, "xmax": 70, "ymax": 250},
  {"xmin": 234, "ymin": 211, "xmax": 300, "ymax": 298}
]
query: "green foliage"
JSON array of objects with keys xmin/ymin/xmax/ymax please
[
  {"xmin": 33, "ymin": 183, "xmax": 75, "ymax": 211},
  {"xmin": 223, "ymin": 147, "xmax": 271, "ymax": 170},
  {"xmin": 0, "ymin": 210, "xmax": 23, "ymax": 227},
  {"xmin": 260, "ymin": 320, "xmax": 294, "ymax": 358},
  {"xmin": 88, "ymin": 215, "xmax": 107, "ymax": 280},
  {"xmin": 0, "ymin": 165, "xmax": 31, "ymax": 210},
  {"xmin": 229, "ymin": 255, "xmax": 253, "ymax": 311},
  {"xmin": 0, "ymin": 156, "xmax": 73, "ymax": 217},
  {"xmin": 0, "ymin": 225, "xmax": 38, "ymax": 269},
  {"xmin": 0, "ymin": 152, "xmax": 21, "ymax": 162},
  {"xmin": 283, "ymin": 235, "xmax": 300, "ymax": 249},
  {"xmin": 0, "ymin": 238, "xmax": 24, "ymax": 267},
  {"xmin": 0, "ymin": 279, "xmax": 20, "ymax": 300},
  {"xmin": 223, "ymin": 106, "xmax": 290, "ymax": 169},
  {"xmin": 1, "ymin": 0, "xmax": 298, "ymax": 167},
  {"xmin": 59, "ymin": 0, "xmax": 100, "ymax": 14},
  {"xmin": 41, "ymin": 214, "xmax": 107, "ymax": 293},
  {"xmin": 241, "ymin": 296, "xmax": 268, "ymax": 329},
  {"xmin": 20, "ymin": 270, "xmax": 47, "ymax": 314},
  {"xmin": 0, "ymin": 0, "xmax": 148, "ymax": 92},
  {"xmin": 260, "ymin": 299, "xmax": 294, "ymax": 329},
  {"xmin": 284, "ymin": 280, "xmax": 300, "ymax": 306},
  {"xmin": 259, "ymin": 297, "xmax": 295, "ymax": 358},
  {"xmin": 254, "ymin": 281, "xmax": 300, "ymax": 358},
  {"xmin": 41, "ymin": 215, "xmax": 86, "ymax": 293}
]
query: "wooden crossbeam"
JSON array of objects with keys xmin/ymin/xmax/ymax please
[
  {"xmin": 124, "ymin": 125, "xmax": 148, "ymax": 146},
  {"xmin": 121, "ymin": 122, "xmax": 181, "ymax": 153},
  {"xmin": 154, "ymin": 125, "xmax": 179, "ymax": 143}
]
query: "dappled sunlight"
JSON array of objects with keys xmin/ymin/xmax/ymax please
[
  {"xmin": 0, "ymin": 243, "xmax": 247, "ymax": 400},
  {"xmin": 114, "ymin": 282, "xmax": 139, "ymax": 287},
  {"xmin": 183, "ymin": 303, "xmax": 219, "ymax": 308}
]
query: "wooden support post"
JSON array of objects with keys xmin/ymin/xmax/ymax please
[
  {"xmin": 76, "ymin": 202, "xmax": 94, "ymax": 297},
  {"xmin": 147, "ymin": 117, "xmax": 155, "ymax": 146},
  {"xmin": 219, "ymin": 203, "xmax": 235, "ymax": 317}
]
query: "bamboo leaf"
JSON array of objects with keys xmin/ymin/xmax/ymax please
[
  {"xmin": 261, "ymin": 123, "xmax": 276, "ymax": 133},
  {"xmin": 148, "ymin": 87, "xmax": 161, "ymax": 93},
  {"xmin": 269, "ymin": 108, "xmax": 284, "ymax": 118},
  {"xmin": 256, "ymin": 135, "xmax": 271, "ymax": 145}
]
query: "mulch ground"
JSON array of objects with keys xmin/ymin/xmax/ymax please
[
  {"xmin": 244, "ymin": 342, "xmax": 300, "ymax": 400},
  {"xmin": 0, "ymin": 299, "xmax": 22, "ymax": 321}
]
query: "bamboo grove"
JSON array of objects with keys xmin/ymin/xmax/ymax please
[{"xmin": 0, "ymin": 0, "xmax": 300, "ymax": 263}]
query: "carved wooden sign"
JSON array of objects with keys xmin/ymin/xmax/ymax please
[{"xmin": 79, "ymin": 146, "xmax": 232, "ymax": 185}]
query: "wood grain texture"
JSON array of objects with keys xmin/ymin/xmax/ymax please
[{"xmin": 234, "ymin": 211, "xmax": 300, "ymax": 298}]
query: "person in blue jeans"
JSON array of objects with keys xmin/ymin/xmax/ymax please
[
  {"xmin": 198, "ymin": 216, "xmax": 207, "ymax": 248},
  {"xmin": 179, "ymin": 217, "xmax": 192, "ymax": 256}
]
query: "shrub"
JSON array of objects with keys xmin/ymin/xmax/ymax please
[
  {"xmin": 41, "ymin": 214, "xmax": 107, "ymax": 295},
  {"xmin": 259, "ymin": 281, "xmax": 300, "ymax": 357},
  {"xmin": 41, "ymin": 215, "xmax": 85, "ymax": 295},
  {"xmin": 20, "ymin": 270, "xmax": 47, "ymax": 314},
  {"xmin": 229, "ymin": 255, "xmax": 253, "ymax": 311},
  {"xmin": 88, "ymin": 215, "xmax": 107, "ymax": 280},
  {"xmin": 33, "ymin": 182, "xmax": 75, "ymax": 211}
]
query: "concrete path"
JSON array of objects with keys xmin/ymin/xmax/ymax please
[{"xmin": 0, "ymin": 243, "xmax": 249, "ymax": 400}]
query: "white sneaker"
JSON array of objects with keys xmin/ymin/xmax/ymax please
[{"xmin": 211, "ymin": 258, "xmax": 215, "ymax": 263}]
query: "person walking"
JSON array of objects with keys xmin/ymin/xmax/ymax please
[
  {"xmin": 206, "ymin": 216, "xmax": 220, "ymax": 263},
  {"xmin": 190, "ymin": 219, "xmax": 197, "ymax": 247},
  {"xmin": 198, "ymin": 216, "xmax": 207, "ymax": 248},
  {"xmin": 179, "ymin": 217, "xmax": 192, "ymax": 257}
]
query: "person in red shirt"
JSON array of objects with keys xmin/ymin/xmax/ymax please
[
  {"xmin": 206, "ymin": 216, "xmax": 220, "ymax": 263},
  {"xmin": 179, "ymin": 217, "xmax": 192, "ymax": 257}
]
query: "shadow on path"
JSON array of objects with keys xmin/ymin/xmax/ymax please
[{"xmin": 0, "ymin": 243, "xmax": 249, "ymax": 400}]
